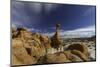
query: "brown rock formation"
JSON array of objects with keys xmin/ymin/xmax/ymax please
[
  {"xmin": 12, "ymin": 26, "xmax": 90, "ymax": 66},
  {"xmin": 40, "ymin": 35, "xmax": 52, "ymax": 53},
  {"xmin": 46, "ymin": 52, "xmax": 70, "ymax": 63},
  {"xmin": 12, "ymin": 39, "xmax": 37, "ymax": 65},
  {"xmin": 63, "ymin": 51, "xmax": 83, "ymax": 62},
  {"xmin": 71, "ymin": 50, "xmax": 89, "ymax": 61},
  {"xmin": 66, "ymin": 43, "xmax": 89, "ymax": 56},
  {"xmin": 12, "ymin": 54, "xmax": 22, "ymax": 65},
  {"xmin": 51, "ymin": 24, "xmax": 63, "ymax": 51},
  {"xmin": 12, "ymin": 28, "xmax": 48, "ymax": 66}
]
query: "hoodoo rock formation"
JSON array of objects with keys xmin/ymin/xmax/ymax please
[{"xmin": 51, "ymin": 24, "xmax": 63, "ymax": 51}]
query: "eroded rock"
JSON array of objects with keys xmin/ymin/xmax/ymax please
[
  {"xmin": 46, "ymin": 52, "xmax": 70, "ymax": 63},
  {"xmin": 66, "ymin": 43, "xmax": 89, "ymax": 56},
  {"xmin": 12, "ymin": 27, "xmax": 90, "ymax": 66},
  {"xmin": 63, "ymin": 51, "xmax": 83, "ymax": 62}
]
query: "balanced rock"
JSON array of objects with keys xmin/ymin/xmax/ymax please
[{"xmin": 51, "ymin": 24, "xmax": 63, "ymax": 51}]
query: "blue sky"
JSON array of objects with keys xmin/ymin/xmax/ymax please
[{"xmin": 11, "ymin": 1, "xmax": 96, "ymax": 38}]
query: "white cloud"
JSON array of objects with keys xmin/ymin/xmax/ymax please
[
  {"xmin": 27, "ymin": 28, "xmax": 41, "ymax": 32},
  {"xmin": 11, "ymin": 21, "xmax": 24, "ymax": 28},
  {"xmin": 11, "ymin": 23, "xmax": 41, "ymax": 32},
  {"xmin": 11, "ymin": 24, "xmax": 16, "ymax": 28},
  {"xmin": 61, "ymin": 25, "xmax": 95, "ymax": 38},
  {"xmin": 43, "ymin": 32, "xmax": 54, "ymax": 37},
  {"xmin": 44, "ymin": 25, "xmax": 95, "ymax": 38}
]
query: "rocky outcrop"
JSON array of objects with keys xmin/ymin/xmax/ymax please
[
  {"xmin": 71, "ymin": 50, "xmax": 89, "ymax": 61},
  {"xmin": 66, "ymin": 44, "xmax": 89, "ymax": 56},
  {"xmin": 12, "ymin": 54, "xmax": 22, "ymax": 65},
  {"xmin": 12, "ymin": 27, "xmax": 90, "ymax": 66},
  {"xmin": 12, "ymin": 28, "xmax": 49, "ymax": 66},
  {"xmin": 12, "ymin": 39, "xmax": 37, "ymax": 65},
  {"xmin": 40, "ymin": 35, "xmax": 52, "ymax": 53},
  {"xmin": 63, "ymin": 51, "xmax": 83, "ymax": 62}
]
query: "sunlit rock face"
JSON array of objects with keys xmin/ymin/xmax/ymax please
[
  {"xmin": 12, "ymin": 27, "xmax": 91, "ymax": 66},
  {"xmin": 66, "ymin": 44, "xmax": 89, "ymax": 57},
  {"xmin": 12, "ymin": 27, "xmax": 47, "ymax": 65},
  {"xmin": 46, "ymin": 52, "xmax": 71, "ymax": 63}
]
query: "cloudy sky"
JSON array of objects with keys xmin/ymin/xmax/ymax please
[{"xmin": 11, "ymin": 0, "xmax": 96, "ymax": 38}]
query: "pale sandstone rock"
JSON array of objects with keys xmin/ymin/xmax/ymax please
[
  {"xmin": 46, "ymin": 52, "xmax": 70, "ymax": 63},
  {"xmin": 12, "ymin": 27, "xmax": 90, "ymax": 65},
  {"xmin": 66, "ymin": 44, "xmax": 89, "ymax": 56},
  {"xmin": 71, "ymin": 50, "xmax": 89, "ymax": 61},
  {"xmin": 63, "ymin": 51, "xmax": 83, "ymax": 62},
  {"xmin": 12, "ymin": 54, "xmax": 23, "ymax": 65},
  {"xmin": 12, "ymin": 43, "xmax": 37, "ymax": 65}
]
